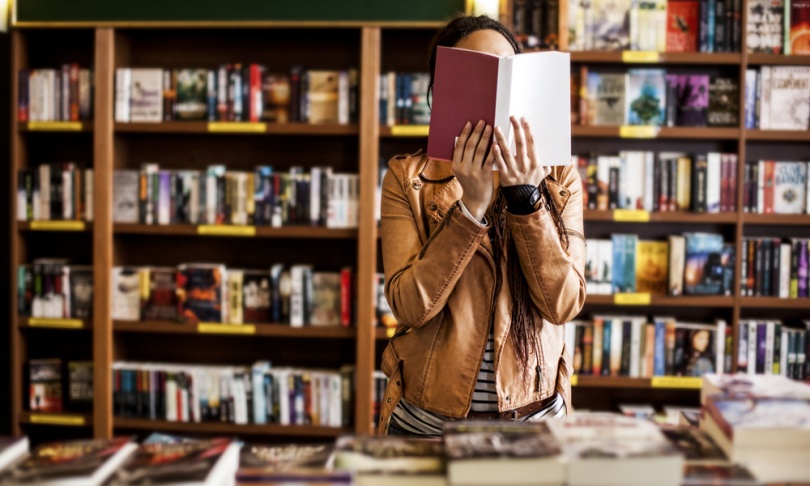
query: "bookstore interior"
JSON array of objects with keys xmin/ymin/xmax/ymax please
[{"xmin": 4, "ymin": 0, "xmax": 810, "ymax": 484}]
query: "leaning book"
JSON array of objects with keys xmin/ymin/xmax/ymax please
[
  {"xmin": 427, "ymin": 46, "xmax": 570, "ymax": 166},
  {"xmin": 237, "ymin": 443, "xmax": 351, "ymax": 484}
]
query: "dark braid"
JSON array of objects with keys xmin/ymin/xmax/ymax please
[{"xmin": 427, "ymin": 14, "xmax": 522, "ymax": 108}]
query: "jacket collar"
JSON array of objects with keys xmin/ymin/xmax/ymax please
[{"xmin": 419, "ymin": 157, "xmax": 455, "ymax": 183}]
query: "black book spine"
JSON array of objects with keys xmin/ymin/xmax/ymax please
[
  {"xmin": 608, "ymin": 167, "xmax": 619, "ymax": 210},
  {"xmin": 602, "ymin": 320, "xmax": 611, "ymax": 376},
  {"xmin": 730, "ymin": 0, "xmax": 741, "ymax": 51},
  {"xmin": 714, "ymin": 0, "xmax": 727, "ymax": 52},
  {"xmin": 773, "ymin": 323, "xmax": 782, "ymax": 375},
  {"xmin": 754, "ymin": 239, "xmax": 764, "ymax": 296},
  {"xmin": 772, "ymin": 238, "xmax": 782, "ymax": 297},
  {"xmin": 620, "ymin": 320, "xmax": 631, "ymax": 376},
  {"xmin": 653, "ymin": 156, "xmax": 661, "ymax": 211},
  {"xmin": 750, "ymin": 161, "xmax": 759, "ymax": 213},
  {"xmin": 543, "ymin": 0, "xmax": 559, "ymax": 49},
  {"xmin": 587, "ymin": 156, "xmax": 598, "ymax": 210},
  {"xmin": 51, "ymin": 163, "xmax": 62, "ymax": 220},
  {"xmin": 762, "ymin": 239, "xmax": 772, "ymax": 296}
]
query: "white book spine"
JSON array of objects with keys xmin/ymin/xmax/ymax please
[
  {"xmin": 748, "ymin": 320, "xmax": 757, "ymax": 375},
  {"xmin": 644, "ymin": 151, "xmax": 655, "ymax": 211},
  {"xmin": 780, "ymin": 243, "xmax": 791, "ymax": 298},
  {"xmin": 16, "ymin": 180, "xmax": 26, "ymax": 221},
  {"xmin": 706, "ymin": 153, "xmax": 722, "ymax": 213},
  {"xmin": 189, "ymin": 173, "xmax": 199, "ymax": 225},
  {"xmin": 716, "ymin": 319, "xmax": 726, "ymax": 375},
  {"xmin": 765, "ymin": 321, "xmax": 775, "ymax": 375},
  {"xmin": 290, "ymin": 266, "xmax": 305, "ymax": 327},
  {"xmin": 84, "ymin": 169, "xmax": 93, "ymax": 222},
  {"xmin": 780, "ymin": 329, "xmax": 789, "ymax": 376},
  {"xmin": 338, "ymin": 70, "xmax": 349, "ymax": 125},
  {"xmin": 278, "ymin": 371, "xmax": 290, "ymax": 425},
  {"xmin": 115, "ymin": 68, "xmax": 131, "ymax": 122},
  {"xmin": 62, "ymin": 168, "xmax": 72, "ymax": 220},
  {"xmin": 760, "ymin": 66, "xmax": 771, "ymax": 130},
  {"xmin": 310, "ymin": 167, "xmax": 321, "ymax": 225},
  {"xmin": 629, "ymin": 318, "xmax": 642, "ymax": 378},
  {"xmin": 166, "ymin": 376, "xmax": 177, "ymax": 421}
]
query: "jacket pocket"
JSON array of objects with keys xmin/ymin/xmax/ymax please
[{"xmin": 381, "ymin": 341, "xmax": 401, "ymax": 378}]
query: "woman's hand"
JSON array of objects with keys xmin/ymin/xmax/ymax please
[
  {"xmin": 452, "ymin": 120, "xmax": 496, "ymax": 222},
  {"xmin": 493, "ymin": 116, "xmax": 551, "ymax": 187}
]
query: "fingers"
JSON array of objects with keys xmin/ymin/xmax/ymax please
[
  {"xmin": 493, "ymin": 143, "xmax": 508, "ymax": 173},
  {"xmin": 494, "ymin": 126, "xmax": 514, "ymax": 170},
  {"xmin": 511, "ymin": 116, "xmax": 527, "ymax": 163},
  {"xmin": 451, "ymin": 121, "xmax": 473, "ymax": 167},
  {"xmin": 521, "ymin": 117, "xmax": 537, "ymax": 165}
]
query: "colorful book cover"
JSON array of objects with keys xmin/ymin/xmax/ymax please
[
  {"xmin": 140, "ymin": 267, "xmax": 178, "ymax": 322},
  {"xmin": 129, "ymin": 68, "xmax": 163, "ymax": 122},
  {"xmin": 262, "ymin": 73, "xmax": 291, "ymax": 123},
  {"xmin": 666, "ymin": 0, "xmax": 700, "ymax": 52},
  {"xmin": 747, "ymin": 0, "xmax": 785, "ymax": 53},
  {"xmin": 588, "ymin": 72, "xmax": 626, "ymax": 125},
  {"xmin": 307, "ymin": 71, "xmax": 340, "ymax": 124},
  {"xmin": 768, "ymin": 66, "xmax": 810, "ymax": 130},
  {"xmin": 310, "ymin": 272, "xmax": 341, "ymax": 326},
  {"xmin": 29, "ymin": 358, "xmax": 62, "ymax": 412},
  {"xmin": 744, "ymin": 69, "xmax": 758, "ymax": 129},
  {"xmin": 592, "ymin": 0, "xmax": 632, "ymax": 50},
  {"xmin": 176, "ymin": 264, "xmax": 226, "ymax": 324},
  {"xmin": 238, "ymin": 443, "xmax": 347, "ymax": 482},
  {"xmin": 112, "ymin": 267, "xmax": 141, "ymax": 321},
  {"xmin": 721, "ymin": 243, "xmax": 735, "ymax": 296},
  {"xmin": 3, "ymin": 437, "xmax": 134, "ymax": 483},
  {"xmin": 683, "ymin": 233, "xmax": 725, "ymax": 295},
  {"xmin": 773, "ymin": 161, "xmax": 808, "ymax": 214},
  {"xmin": 612, "ymin": 234, "xmax": 638, "ymax": 293},
  {"xmin": 707, "ymin": 77, "xmax": 740, "ymax": 127},
  {"xmin": 175, "ymin": 69, "xmax": 208, "ymax": 120},
  {"xmin": 674, "ymin": 74, "xmax": 709, "ymax": 126},
  {"xmin": 636, "ymin": 240, "xmax": 669, "ymax": 295},
  {"xmin": 679, "ymin": 323, "xmax": 717, "ymax": 376},
  {"xmin": 626, "ymin": 69, "xmax": 666, "ymax": 126},
  {"xmin": 790, "ymin": 0, "xmax": 810, "ymax": 54},
  {"xmin": 242, "ymin": 270, "xmax": 271, "ymax": 323}
]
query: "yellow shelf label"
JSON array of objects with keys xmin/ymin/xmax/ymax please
[
  {"xmin": 198, "ymin": 323, "xmax": 256, "ymax": 335},
  {"xmin": 29, "ymin": 220, "xmax": 86, "ymax": 231},
  {"xmin": 27, "ymin": 121, "xmax": 83, "ymax": 131},
  {"xmin": 651, "ymin": 376, "xmax": 703, "ymax": 389},
  {"xmin": 386, "ymin": 327, "xmax": 396, "ymax": 338},
  {"xmin": 197, "ymin": 225, "xmax": 256, "ymax": 237},
  {"xmin": 570, "ymin": 375, "xmax": 578, "ymax": 386},
  {"xmin": 390, "ymin": 125, "xmax": 430, "ymax": 137},
  {"xmin": 207, "ymin": 122, "xmax": 266, "ymax": 133},
  {"xmin": 621, "ymin": 51, "xmax": 660, "ymax": 63},
  {"xmin": 613, "ymin": 209, "xmax": 650, "ymax": 222},
  {"xmin": 619, "ymin": 125, "xmax": 659, "ymax": 138},
  {"xmin": 30, "ymin": 413, "xmax": 86, "ymax": 426},
  {"xmin": 614, "ymin": 293, "xmax": 652, "ymax": 305},
  {"xmin": 28, "ymin": 318, "xmax": 84, "ymax": 329}
]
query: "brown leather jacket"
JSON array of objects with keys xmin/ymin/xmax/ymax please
[{"xmin": 377, "ymin": 153, "xmax": 586, "ymax": 434}]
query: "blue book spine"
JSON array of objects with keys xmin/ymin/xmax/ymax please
[
  {"xmin": 744, "ymin": 70, "xmax": 757, "ymax": 129},
  {"xmin": 612, "ymin": 235, "xmax": 625, "ymax": 293},
  {"xmin": 654, "ymin": 319, "xmax": 666, "ymax": 376},
  {"xmin": 707, "ymin": 0, "xmax": 716, "ymax": 52},
  {"xmin": 602, "ymin": 319, "xmax": 612, "ymax": 376}
]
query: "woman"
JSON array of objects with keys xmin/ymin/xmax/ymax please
[{"xmin": 378, "ymin": 15, "xmax": 586, "ymax": 436}]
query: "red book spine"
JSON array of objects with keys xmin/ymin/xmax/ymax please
[
  {"xmin": 764, "ymin": 160, "xmax": 775, "ymax": 214},
  {"xmin": 69, "ymin": 64, "xmax": 80, "ymax": 122},
  {"xmin": 340, "ymin": 267, "xmax": 352, "ymax": 327},
  {"xmin": 250, "ymin": 64, "xmax": 261, "ymax": 122},
  {"xmin": 791, "ymin": 0, "xmax": 810, "ymax": 55},
  {"xmin": 720, "ymin": 154, "xmax": 729, "ymax": 212},
  {"xmin": 666, "ymin": 0, "xmax": 700, "ymax": 52}
]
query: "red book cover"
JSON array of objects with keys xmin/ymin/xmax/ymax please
[
  {"xmin": 666, "ymin": 0, "xmax": 700, "ymax": 52},
  {"xmin": 720, "ymin": 154, "xmax": 730, "ymax": 212},
  {"xmin": 250, "ymin": 64, "xmax": 262, "ymax": 122},
  {"xmin": 763, "ymin": 160, "xmax": 775, "ymax": 214},
  {"xmin": 792, "ymin": 0, "xmax": 810, "ymax": 54},
  {"xmin": 340, "ymin": 267, "xmax": 352, "ymax": 327},
  {"xmin": 69, "ymin": 64, "xmax": 80, "ymax": 121}
]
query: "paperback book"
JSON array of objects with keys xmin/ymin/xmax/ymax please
[{"xmin": 626, "ymin": 69, "xmax": 666, "ymax": 126}]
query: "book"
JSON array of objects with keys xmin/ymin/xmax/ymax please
[
  {"xmin": 666, "ymin": 0, "xmax": 700, "ymax": 52},
  {"xmin": 668, "ymin": 235, "xmax": 686, "ymax": 296},
  {"xmin": 659, "ymin": 425, "xmax": 727, "ymax": 464},
  {"xmin": 635, "ymin": 240, "xmax": 669, "ymax": 294},
  {"xmin": 238, "ymin": 443, "xmax": 350, "ymax": 483},
  {"xmin": 176, "ymin": 264, "xmax": 226, "ymax": 324},
  {"xmin": 612, "ymin": 234, "xmax": 638, "ymax": 293},
  {"xmin": 111, "ymin": 267, "xmax": 141, "ymax": 321},
  {"xmin": 113, "ymin": 171, "xmax": 139, "ymax": 223},
  {"xmin": 307, "ymin": 70, "xmax": 340, "ymax": 124},
  {"xmin": 768, "ymin": 66, "xmax": 810, "ymax": 130},
  {"xmin": 333, "ymin": 436, "xmax": 445, "ymax": 474},
  {"xmin": 678, "ymin": 322, "xmax": 717, "ymax": 376},
  {"xmin": 700, "ymin": 373, "xmax": 810, "ymax": 404},
  {"xmin": 140, "ymin": 267, "xmax": 178, "ymax": 321},
  {"xmin": 262, "ymin": 72, "xmax": 291, "ymax": 123},
  {"xmin": 310, "ymin": 272, "xmax": 341, "ymax": 326},
  {"xmin": 0, "ymin": 437, "xmax": 29, "ymax": 473},
  {"xmin": 105, "ymin": 438, "xmax": 240, "ymax": 486},
  {"xmin": 773, "ymin": 161, "xmax": 807, "ymax": 213},
  {"xmin": 673, "ymin": 74, "xmax": 710, "ymax": 126},
  {"xmin": 626, "ymin": 69, "xmax": 666, "ymax": 126},
  {"xmin": 175, "ymin": 69, "xmax": 209, "ymax": 120},
  {"xmin": 588, "ymin": 72, "xmax": 626, "ymax": 125},
  {"xmin": 790, "ymin": 0, "xmax": 810, "ymax": 54},
  {"xmin": 443, "ymin": 421, "xmax": 565, "ymax": 486},
  {"xmin": 242, "ymin": 270, "xmax": 271, "ymax": 323},
  {"xmin": 426, "ymin": 46, "xmax": 571, "ymax": 166},
  {"xmin": 129, "ymin": 68, "xmax": 163, "ymax": 122},
  {"xmin": 682, "ymin": 464, "xmax": 760, "ymax": 485},
  {"xmin": 592, "ymin": 0, "xmax": 632, "ymax": 50},
  {"xmin": 747, "ymin": 0, "xmax": 785, "ymax": 53},
  {"xmin": 67, "ymin": 361, "xmax": 93, "ymax": 411},
  {"xmin": 0, "ymin": 437, "xmax": 136, "ymax": 486},
  {"xmin": 29, "ymin": 358, "xmax": 62, "ymax": 412},
  {"xmin": 707, "ymin": 77, "xmax": 740, "ymax": 127},
  {"xmin": 683, "ymin": 233, "xmax": 725, "ymax": 295}
]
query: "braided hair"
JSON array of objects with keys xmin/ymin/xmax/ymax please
[{"xmin": 428, "ymin": 15, "xmax": 570, "ymax": 380}]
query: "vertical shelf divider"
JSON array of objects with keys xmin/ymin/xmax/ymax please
[{"xmin": 93, "ymin": 27, "xmax": 115, "ymax": 440}]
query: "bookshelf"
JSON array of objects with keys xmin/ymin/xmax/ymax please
[{"xmin": 8, "ymin": 0, "xmax": 810, "ymax": 441}]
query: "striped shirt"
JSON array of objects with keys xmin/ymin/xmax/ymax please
[{"xmin": 390, "ymin": 329, "xmax": 566, "ymax": 436}]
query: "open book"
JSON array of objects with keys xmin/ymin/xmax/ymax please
[{"xmin": 427, "ymin": 46, "xmax": 571, "ymax": 166}]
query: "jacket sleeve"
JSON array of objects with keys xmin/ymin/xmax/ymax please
[
  {"xmin": 506, "ymin": 164, "xmax": 587, "ymax": 325},
  {"xmin": 380, "ymin": 161, "xmax": 489, "ymax": 328}
]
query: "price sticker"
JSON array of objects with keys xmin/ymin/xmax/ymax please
[
  {"xmin": 613, "ymin": 210, "xmax": 650, "ymax": 222},
  {"xmin": 197, "ymin": 225, "xmax": 256, "ymax": 237},
  {"xmin": 651, "ymin": 376, "xmax": 703, "ymax": 389},
  {"xmin": 28, "ymin": 121, "xmax": 83, "ymax": 131},
  {"xmin": 198, "ymin": 323, "xmax": 256, "ymax": 335},
  {"xmin": 614, "ymin": 293, "xmax": 652, "ymax": 305},
  {"xmin": 29, "ymin": 221, "xmax": 86, "ymax": 231},
  {"xmin": 390, "ymin": 125, "xmax": 429, "ymax": 137},
  {"xmin": 619, "ymin": 126, "xmax": 659, "ymax": 138},
  {"xmin": 30, "ymin": 414, "xmax": 86, "ymax": 426},
  {"xmin": 570, "ymin": 375, "xmax": 579, "ymax": 386},
  {"xmin": 207, "ymin": 122, "xmax": 266, "ymax": 133},
  {"xmin": 28, "ymin": 318, "xmax": 84, "ymax": 329},
  {"xmin": 621, "ymin": 51, "xmax": 660, "ymax": 63}
]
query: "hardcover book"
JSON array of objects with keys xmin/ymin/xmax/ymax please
[
  {"xmin": 67, "ymin": 361, "xmax": 93, "ymax": 411},
  {"xmin": 129, "ymin": 68, "xmax": 163, "ymax": 122},
  {"xmin": 111, "ymin": 267, "xmax": 141, "ymax": 321},
  {"xmin": 707, "ymin": 77, "xmax": 740, "ymax": 127},
  {"xmin": 626, "ymin": 69, "xmax": 666, "ymax": 126},
  {"xmin": 242, "ymin": 270, "xmax": 271, "ymax": 323},
  {"xmin": 176, "ymin": 264, "xmax": 226, "ymax": 324},
  {"xmin": 113, "ymin": 171, "xmax": 139, "ymax": 223},
  {"xmin": 307, "ymin": 70, "xmax": 340, "ymax": 124},
  {"xmin": 262, "ymin": 73, "xmax": 291, "ymax": 123},
  {"xmin": 683, "ymin": 233, "xmax": 725, "ymax": 295},
  {"xmin": 443, "ymin": 421, "xmax": 565, "ymax": 486},
  {"xmin": 238, "ymin": 443, "xmax": 349, "ymax": 483},
  {"xmin": 665, "ymin": 0, "xmax": 700, "ymax": 52},
  {"xmin": 746, "ymin": 0, "xmax": 785, "ymax": 53},
  {"xmin": 588, "ymin": 72, "xmax": 626, "ymax": 125},
  {"xmin": 175, "ymin": 69, "xmax": 208, "ymax": 120},
  {"xmin": 427, "ymin": 46, "xmax": 571, "ymax": 166},
  {"xmin": 635, "ymin": 240, "xmax": 669, "ymax": 295},
  {"xmin": 768, "ymin": 66, "xmax": 810, "ymax": 130},
  {"xmin": 790, "ymin": 0, "xmax": 810, "ymax": 54},
  {"xmin": 140, "ymin": 267, "xmax": 178, "ymax": 321},
  {"xmin": 592, "ymin": 0, "xmax": 632, "ymax": 50},
  {"xmin": 773, "ymin": 161, "xmax": 807, "ymax": 214},
  {"xmin": 310, "ymin": 272, "xmax": 341, "ymax": 326},
  {"xmin": 612, "ymin": 234, "xmax": 638, "ymax": 293},
  {"xmin": 29, "ymin": 358, "xmax": 62, "ymax": 412},
  {"xmin": 673, "ymin": 74, "xmax": 710, "ymax": 126}
]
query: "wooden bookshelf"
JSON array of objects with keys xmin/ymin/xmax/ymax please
[
  {"xmin": 745, "ymin": 129, "xmax": 810, "ymax": 142},
  {"xmin": 114, "ymin": 418, "xmax": 351, "ymax": 438},
  {"xmin": 583, "ymin": 210, "xmax": 737, "ymax": 224},
  {"xmin": 113, "ymin": 223, "xmax": 358, "ymax": 239},
  {"xmin": 742, "ymin": 214, "xmax": 810, "ymax": 226},
  {"xmin": 570, "ymin": 51, "xmax": 742, "ymax": 65},
  {"xmin": 114, "ymin": 121, "xmax": 359, "ymax": 136},
  {"xmin": 584, "ymin": 295, "xmax": 735, "ymax": 308},
  {"xmin": 739, "ymin": 297, "xmax": 810, "ymax": 310},
  {"xmin": 113, "ymin": 320, "xmax": 358, "ymax": 338},
  {"xmin": 745, "ymin": 54, "xmax": 810, "ymax": 66}
]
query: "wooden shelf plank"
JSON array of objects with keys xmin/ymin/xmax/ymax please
[
  {"xmin": 379, "ymin": 125, "xmax": 430, "ymax": 137},
  {"xmin": 572, "ymin": 126, "xmax": 740, "ymax": 139},
  {"xmin": 572, "ymin": 376, "xmax": 703, "ymax": 389},
  {"xmin": 739, "ymin": 297, "xmax": 810, "ymax": 309},
  {"xmin": 743, "ymin": 214, "xmax": 810, "ymax": 225},
  {"xmin": 18, "ymin": 221, "xmax": 92, "ymax": 232},
  {"xmin": 746, "ymin": 54, "xmax": 810, "ymax": 66},
  {"xmin": 745, "ymin": 129, "xmax": 810, "ymax": 141},
  {"xmin": 114, "ymin": 417, "xmax": 351, "ymax": 437},
  {"xmin": 584, "ymin": 210, "xmax": 737, "ymax": 224},
  {"xmin": 585, "ymin": 294, "xmax": 735, "ymax": 307},
  {"xmin": 19, "ymin": 317, "xmax": 91, "ymax": 330},
  {"xmin": 113, "ymin": 320, "xmax": 356, "ymax": 338},
  {"xmin": 114, "ymin": 122, "xmax": 359, "ymax": 136},
  {"xmin": 20, "ymin": 411, "xmax": 92, "ymax": 427},
  {"xmin": 113, "ymin": 224, "xmax": 358, "ymax": 239},
  {"xmin": 19, "ymin": 121, "xmax": 94, "ymax": 132},
  {"xmin": 570, "ymin": 51, "xmax": 742, "ymax": 65}
]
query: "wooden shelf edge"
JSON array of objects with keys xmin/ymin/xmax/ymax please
[
  {"xmin": 569, "ymin": 51, "xmax": 742, "ymax": 65},
  {"xmin": 18, "ymin": 121, "xmax": 94, "ymax": 132},
  {"xmin": 745, "ymin": 129, "xmax": 810, "ymax": 141},
  {"xmin": 14, "ymin": 20, "xmax": 447, "ymax": 29},
  {"xmin": 742, "ymin": 213, "xmax": 810, "ymax": 225},
  {"xmin": 113, "ymin": 224, "xmax": 358, "ymax": 239},
  {"xmin": 739, "ymin": 297, "xmax": 810, "ymax": 309},
  {"xmin": 18, "ymin": 221, "xmax": 93, "ymax": 232},
  {"xmin": 113, "ymin": 121, "xmax": 359, "ymax": 136},
  {"xmin": 746, "ymin": 53, "xmax": 810, "ymax": 66},
  {"xmin": 113, "ymin": 417, "xmax": 351, "ymax": 437},
  {"xmin": 585, "ymin": 295, "xmax": 735, "ymax": 307},
  {"xmin": 19, "ymin": 411, "xmax": 93, "ymax": 426},
  {"xmin": 572, "ymin": 126, "xmax": 740, "ymax": 139},
  {"xmin": 113, "ymin": 320, "xmax": 356, "ymax": 338},
  {"xmin": 572, "ymin": 376, "xmax": 703, "ymax": 389},
  {"xmin": 19, "ymin": 317, "xmax": 91, "ymax": 330},
  {"xmin": 584, "ymin": 210, "xmax": 737, "ymax": 224}
]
